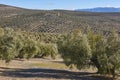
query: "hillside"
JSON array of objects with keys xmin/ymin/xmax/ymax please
[
  {"xmin": 0, "ymin": 4, "xmax": 120, "ymax": 80},
  {"xmin": 0, "ymin": 4, "xmax": 120, "ymax": 34}
]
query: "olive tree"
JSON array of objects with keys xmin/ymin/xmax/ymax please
[
  {"xmin": 87, "ymin": 30, "xmax": 120, "ymax": 78},
  {"xmin": 0, "ymin": 28, "xmax": 19, "ymax": 62},
  {"xmin": 18, "ymin": 38, "xmax": 38, "ymax": 59},
  {"xmin": 97, "ymin": 32, "xmax": 120, "ymax": 78},
  {"xmin": 87, "ymin": 30, "xmax": 106, "ymax": 73},
  {"xmin": 58, "ymin": 30, "xmax": 91, "ymax": 69}
]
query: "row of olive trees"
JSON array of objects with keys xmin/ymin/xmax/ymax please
[
  {"xmin": 0, "ymin": 28, "xmax": 58, "ymax": 62},
  {"xmin": 57, "ymin": 29, "xmax": 120, "ymax": 78},
  {"xmin": 0, "ymin": 27, "xmax": 119, "ymax": 78}
]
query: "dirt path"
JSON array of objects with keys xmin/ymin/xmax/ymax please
[{"xmin": 0, "ymin": 59, "xmax": 113, "ymax": 80}]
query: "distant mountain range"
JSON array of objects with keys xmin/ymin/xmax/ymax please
[{"xmin": 76, "ymin": 7, "xmax": 120, "ymax": 12}]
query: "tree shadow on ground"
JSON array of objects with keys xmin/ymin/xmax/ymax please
[{"xmin": 0, "ymin": 67, "xmax": 112, "ymax": 80}]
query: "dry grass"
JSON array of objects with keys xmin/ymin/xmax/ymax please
[{"xmin": 29, "ymin": 59, "xmax": 68, "ymax": 70}]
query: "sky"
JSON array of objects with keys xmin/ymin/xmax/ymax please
[{"xmin": 0, "ymin": 0, "xmax": 120, "ymax": 10}]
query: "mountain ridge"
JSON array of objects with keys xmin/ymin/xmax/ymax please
[{"xmin": 76, "ymin": 7, "xmax": 120, "ymax": 12}]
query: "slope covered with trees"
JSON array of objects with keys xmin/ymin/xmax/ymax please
[{"xmin": 0, "ymin": 4, "xmax": 120, "ymax": 34}]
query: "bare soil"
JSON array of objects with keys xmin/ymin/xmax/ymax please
[{"xmin": 0, "ymin": 58, "xmax": 114, "ymax": 80}]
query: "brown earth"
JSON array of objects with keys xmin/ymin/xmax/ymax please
[{"xmin": 0, "ymin": 59, "xmax": 114, "ymax": 80}]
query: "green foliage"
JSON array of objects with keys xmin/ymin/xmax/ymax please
[
  {"xmin": 0, "ymin": 28, "xmax": 19, "ymax": 62},
  {"xmin": 87, "ymin": 30, "xmax": 106, "ymax": 72},
  {"xmin": 87, "ymin": 30, "xmax": 120, "ymax": 78},
  {"xmin": 97, "ymin": 32, "xmax": 120, "ymax": 78},
  {"xmin": 18, "ymin": 39, "xmax": 38, "ymax": 59},
  {"xmin": 58, "ymin": 29, "xmax": 120, "ymax": 77},
  {"xmin": 0, "ymin": 28, "xmax": 4, "ymax": 37},
  {"xmin": 0, "ymin": 26, "xmax": 120, "ymax": 78},
  {"xmin": 36, "ymin": 42, "xmax": 58, "ymax": 59},
  {"xmin": 58, "ymin": 30, "xmax": 91, "ymax": 69},
  {"xmin": 0, "ymin": 27, "xmax": 59, "ymax": 62}
]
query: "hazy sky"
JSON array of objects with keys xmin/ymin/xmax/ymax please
[{"xmin": 0, "ymin": 0, "xmax": 120, "ymax": 10}]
